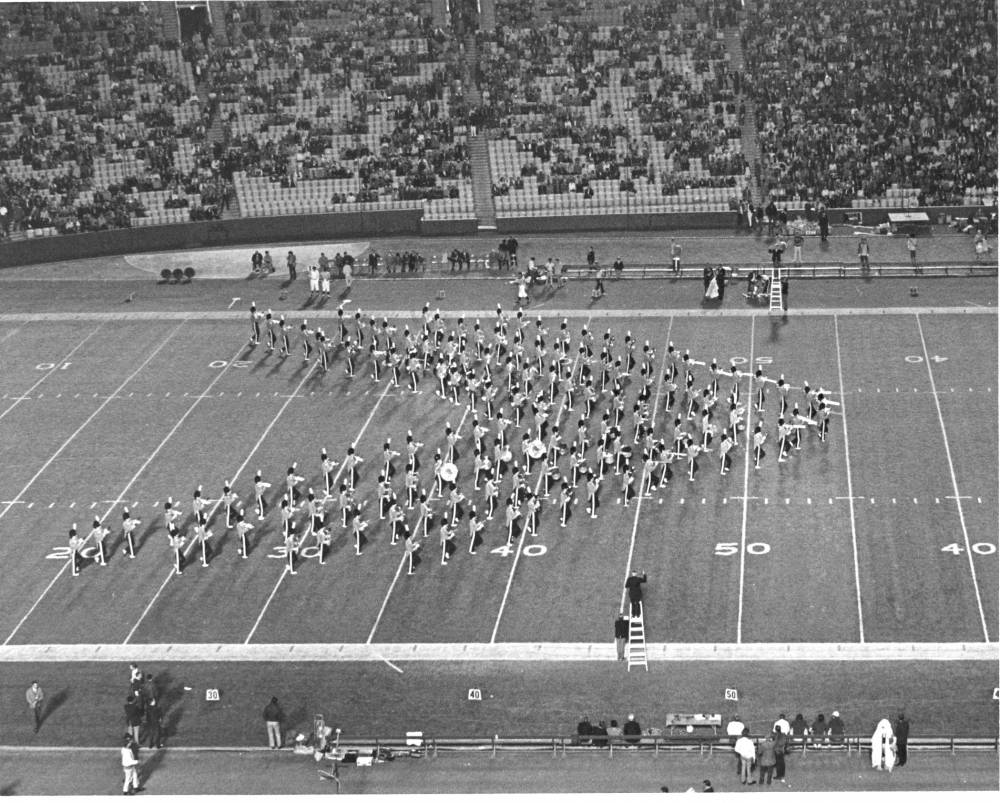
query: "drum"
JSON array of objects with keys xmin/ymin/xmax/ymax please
[
  {"xmin": 527, "ymin": 440, "xmax": 546, "ymax": 459},
  {"xmin": 441, "ymin": 462, "xmax": 458, "ymax": 482}
]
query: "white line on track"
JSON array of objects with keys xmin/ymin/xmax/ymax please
[
  {"xmin": 365, "ymin": 406, "xmax": 470, "ymax": 645},
  {"xmin": 0, "ymin": 323, "xmax": 102, "ymax": 424},
  {"xmin": 0, "ymin": 306, "xmax": 994, "ymax": 323},
  {"xmin": 490, "ymin": 315, "xmax": 592, "ymax": 644},
  {"xmin": 0, "ymin": 642, "xmax": 994, "ymax": 662},
  {"xmin": 915, "ymin": 315, "xmax": 990, "ymax": 642},
  {"xmin": 618, "ymin": 321, "xmax": 673, "ymax": 613},
  {"xmin": 736, "ymin": 315, "xmax": 755, "ymax": 644},
  {"xmin": 125, "ymin": 360, "xmax": 326, "ymax": 644},
  {"xmin": 243, "ymin": 375, "xmax": 397, "ymax": 645},
  {"xmin": 1, "ymin": 320, "xmax": 189, "ymax": 645},
  {"xmin": 833, "ymin": 315, "xmax": 866, "ymax": 643}
]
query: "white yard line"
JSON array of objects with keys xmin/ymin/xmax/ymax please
[
  {"xmin": 915, "ymin": 315, "xmax": 990, "ymax": 642},
  {"xmin": 1, "ymin": 320, "xmax": 190, "ymax": 645},
  {"xmin": 735, "ymin": 315, "xmax": 756, "ymax": 644},
  {"xmin": 490, "ymin": 315, "xmax": 592, "ymax": 644},
  {"xmin": 0, "ymin": 641, "xmax": 993, "ymax": 662},
  {"xmin": 0, "ymin": 323, "xmax": 102, "ymax": 424},
  {"xmin": 617, "ymin": 322, "xmax": 673, "ymax": 613},
  {"xmin": 125, "ymin": 357, "xmax": 324, "ymax": 644},
  {"xmin": 243, "ymin": 375, "xmax": 397, "ymax": 645},
  {"xmin": 833, "ymin": 315, "xmax": 866, "ymax": 643},
  {"xmin": 0, "ymin": 306, "xmax": 994, "ymax": 324},
  {"xmin": 365, "ymin": 406, "xmax": 471, "ymax": 645}
]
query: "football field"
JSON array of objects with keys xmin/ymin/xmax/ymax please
[{"xmin": 0, "ymin": 296, "xmax": 995, "ymax": 655}]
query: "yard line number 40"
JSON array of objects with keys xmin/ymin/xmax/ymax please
[{"xmin": 941, "ymin": 542, "xmax": 996, "ymax": 555}]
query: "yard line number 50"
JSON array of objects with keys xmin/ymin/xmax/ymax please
[{"xmin": 715, "ymin": 542, "xmax": 771, "ymax": 556}]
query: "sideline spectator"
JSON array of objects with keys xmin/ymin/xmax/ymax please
[
  {"xmin": 623, "ymin": 713, "xmax": 642, "ymax": 746},
  {"xmin": 26, "ymin": 680, "xmax": 44, "ymax": 733},
  {"xmin": 828, "ymin": 711, "xmax": 846, "ymax": 746},
  {"xmin": 809, "ymin": 712, "xmax": 829, "ymax": 747},
  {"xmin": 264, "ymin": 696, "xmax": 285, "ymax": 749},
  {"xmin": 726, "ymin": 713, "xmax": 746, "ymax": 777},
  {"xmin": 894, "ymin": 713, "xmax": 910, "ymax": 767},
  {"xmin": 756, "ymin": 731, "xmax": 778, "ymax": 785},
  {"xmin": 121, "ymin": 734, "xmax": 142, "ymax": 795},
  {"xmin": 733, "ymin": 727, "xmax": 756, "ymax": 785},
  {"xmin": 790, "ymin": 713, "xmax": 808, "ymax": 747},
  {"xmin": 614, "ymin": 612, "xmax": 629, "ymax": 660},
  {"xmin": 124, "ymin": 695, "xmax": 143, "ymax": 744},
  {"xmin": 773, "ymin": 726, "xmax": 788, "ymax": 782},
  {"xmin": 576, "ymin": 714, "xmax": 593, "ymax": 746}
]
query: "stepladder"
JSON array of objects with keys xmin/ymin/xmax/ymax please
[
  {"xmin": 769, "ymin": 264, "xmax": 783, "ymax": 312},
  {"xmin": 627, "ymin": 603, "xmax": 648, "ymax": 671}
]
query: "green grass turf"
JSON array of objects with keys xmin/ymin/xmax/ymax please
[
  {"xmin": 0, "ymin": 310, "xmax": 994, "ymax": 647},
  {"xmin": 0, "ymin": 272, "xmax": 994, "ymax": 315},
  {"xmin": 0, "ymin": 746, "xmax": 996, "ymax": 795},
  {"xmin": 0, "ymin": 660, "xmax": 997, "ymax": 748}
]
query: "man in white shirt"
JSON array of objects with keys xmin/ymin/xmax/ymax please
[
  {"xmin": 734, "ymin": 727, "xmax": 757, "ymax": 785},
  {"xmin": 121, "ymin": 735, "xmax": 141, "ymax": 794},
  {"xmin": 773, "ymin": 713, "xmax": 791, "ymax": 735},
  {"xmin": 726, "ymin": 714, "xmax": 746, "ymax": 777}
]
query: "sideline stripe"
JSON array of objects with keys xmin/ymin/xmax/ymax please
[
  {"xmin": 833, "ymin": 315, "xmax": 866, "ymax": 642},
  {"xmin": 915, "ymin": 315, "xmax": 991, "ymax": 642},
  {"xmin": 0, "ymin": 306, "xmax": 993, "ymax": 323},
  {"xmin": 0, "ymin": 642, "xmax": 993, "ymax": 662}
]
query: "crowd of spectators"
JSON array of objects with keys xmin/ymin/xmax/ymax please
[
  {"xmin": 1, "ymin": 0, "xmax": 996, "ymax": 240},
  {"xmin": 192, "ymin": 0, "xmax": 472, "ymax": 206},
  {"xmin": 475, "ymin": 0, "xmax": 748, "ymax": 207},
  {"xmin": 744, "ymin": 0, "xmax": 998, "ymax": 208}
]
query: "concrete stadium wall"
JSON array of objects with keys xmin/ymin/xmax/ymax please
[
  {"xmin": 0, "ymin": 210, "xmax": 423, "ymax": 269},
  {"xmin": 0, "ymin": 206, "xmax": 984, "ymax": 270}
]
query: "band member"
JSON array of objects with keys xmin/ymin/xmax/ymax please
[
  {"xmin": 235, "ymin": 510, "xmax": 253, "ymax": 558},
  {"xmin": 121, "ymin": 509, "xmax": 141, "ymax": 559},
  {"xmin": 89, "ymin": 517, "xmax": 110, "ymax": 566},
  {"xmin": 68, "ymin": 524, "xmax": 82, "ymax": 577}
]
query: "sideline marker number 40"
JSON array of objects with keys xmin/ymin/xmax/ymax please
[{"xmin": 468, "ymin": 688, "xmax": 482, "ymax": 702}]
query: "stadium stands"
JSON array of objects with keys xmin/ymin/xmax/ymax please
[
  {"xmin": 0, "ymin": 0, "xmax": 995, "ymax": 241},
  {"xmin": 743, "ymin": 0, "xmax": 998, "ymax": 210}
]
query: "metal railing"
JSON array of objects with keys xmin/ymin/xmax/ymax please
[
  {"xmin": 362, "ymin": 260, "xmax": 997, "ymax": 281},
  {"xmin": 316, "ymin": 733, "xmax": 999, "ymax": 760}
]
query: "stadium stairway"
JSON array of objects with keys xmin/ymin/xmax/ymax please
[
  {"xmin": 469, "ymin": 134, "xmax": 497, "ymax": 230},
  {"xmin": 157, "ymin": 2, "xmax": 181, "ymax": 43},
  {"xmin": 479, "ymin": 0, "xmax": 497, "ymax": 30},
  {"xmin": 725, "ymin": 23, "xmax": 763, "ymax": 203},
  {"xmin": 208, "ymin": 0, "xmax": 228, "ymax": 42},
  {"xmin": 460, "ymin": 34, "xmax": 483, "ymax": 108}
]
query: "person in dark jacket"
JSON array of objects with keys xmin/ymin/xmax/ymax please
[
  {"xmin": 624, "ymin": 571, "xmax": 647, "ymax": 616},
  {"xmin": 894, "ymin": 713, "xmax": 909, "ymax": 766},
  {"xmin": 264, "ymin": 697, "xmax": 285, "ymax": 749},
  {"xmin": 614, "ymin": 613, "xmax": 629, "ymax": 660},
  {"xmin": 623, "ymin": 713, "xmax": 642, "ymax": 745},
  {"xmin": 144, "ymin": 697, "xmax": 163, "ymax": 749},
  {"xmin": 124, "ymin": 695, "xmax": 143, "ymax": 744},
  {"xmin": 773, "ymin": 727, "xmax": 788, "ymax": 781}
]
